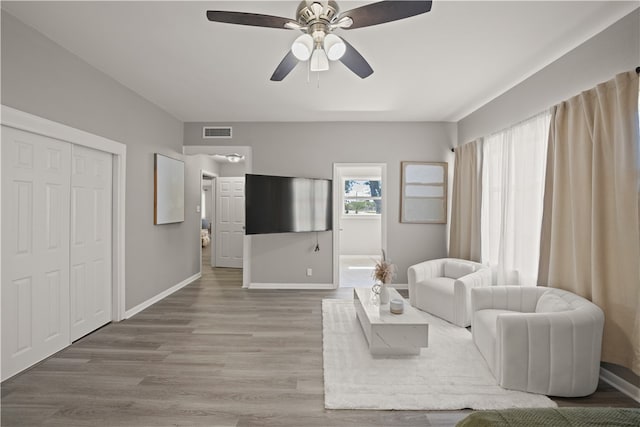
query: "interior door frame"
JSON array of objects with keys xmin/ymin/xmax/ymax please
[
  {"xmin": 1, "ymin": 105, "xmax": 127, "ymax": 321},
  {"xmin": 183, "ymin": 145, "xmax": 252, "ymax": 288},
  {"xmin": 199, "ymin": 170, "xmax": 217, "ymax": 274},
  {"xmin": 332, "ymin": 163, "xmax": 387, "ymax": 288}
]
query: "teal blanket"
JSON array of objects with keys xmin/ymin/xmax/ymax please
[{"xmin": 456, "ymin": 407, "xmax": 640, "ymax": 427}]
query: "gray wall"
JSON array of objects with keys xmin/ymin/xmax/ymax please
[
  {"xmin": 1, "ymin": 11, "xmax": 199, "ymax": 310},
  {"xmin": 458, "ymin": 9, "xmax": 640, "ymax": 143},
  {"xmin": 219, "ymin": 161, "xmax": 246, "ymax": 177},
  {"xmin": 185, "ymin": 155, "xmax": 219, "ymax": 272},
  {"xmin": 185, "ymin": 122, "xmax": 457, "ymax": 284}
]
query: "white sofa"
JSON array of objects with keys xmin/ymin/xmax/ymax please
[
  {"xmin": 408, "ymin": 258, "xmax": 491, "ymax": 327},
  {"xmin": 471, "ymin": 286, "xmax": 604, "ymax": 397}
]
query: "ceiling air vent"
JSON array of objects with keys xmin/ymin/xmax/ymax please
[{"xmin": 203, "ymin": 126, "xmax": 232, "ymax": 139}]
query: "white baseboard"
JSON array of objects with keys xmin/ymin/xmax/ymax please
[
  {"xmin": 124, "ymin": 272, "xmax": 201, "ymax": 318},
  {"xmin": 600, "ymin": 367, "xmax": 640, "ymax": 403},
  {"xmin": 340, "ymin": 254, "xmax": 382, "ymax": 259},
  {"xmin": 249, "ymin": 282, "xmax": 336, "ymax": 290},
  {"xmin": 248, "ymin": 283, "xmax": 408, "ymax": 290}
]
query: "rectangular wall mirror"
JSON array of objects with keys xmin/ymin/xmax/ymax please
[
  {"xmin": 400, "ymin": 161, "xmax": 447, "ymax": 224},
  {"xmin": 154, "ymin": 153, "xmax": 185, "ymax": 225}
]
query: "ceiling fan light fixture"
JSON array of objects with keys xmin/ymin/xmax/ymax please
[
  {"xmin": 310, "ymin": 48, "xmax": 329, "ymax": 72},
  {"xmin": 311, "ymin": 2, "xmax": 324, "ymax": 18},
  {"xmin": 291, "ymin": 34, "xmax": 314, "ymax": 61},
  {"xmin": 323, "ymin": 34, "xmax": 346, "ymax": 60},
  {"xmin": 225, "ymin": 153, "xmax": 244, "ymax": 163},
  {"xmin": 208, "ymin": 0, "xmax": 433, "ymax": 81}
]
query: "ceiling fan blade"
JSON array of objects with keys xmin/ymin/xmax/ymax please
[
  {"xmin": 342, "ymin": 1, "xmax": 432, "ymax": 29},
  {"xmin": 206, "ymin": 11, "xmax": 296, "ymax": 29},
  {"xmin": 270, "ymin": 51, "xmax": 299, "ymax": 81},
  {"xmin": 339, "ymin": 40, "xmax": 373, "ymax": 79}
]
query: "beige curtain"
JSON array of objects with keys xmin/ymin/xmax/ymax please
[
  {"xmin": 538, "ymin": 71, "xmax": 640, "ymax": 375},
  {"xmin": 449, "ymin": 139, "xmax": 482, "ymax": 262}
]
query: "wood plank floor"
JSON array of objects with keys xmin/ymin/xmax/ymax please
[{"xmin": 2, "ymin": 248, "xmax": 638, "ymax": 426}]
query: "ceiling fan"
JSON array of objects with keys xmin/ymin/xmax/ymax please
[{"xmin": 206, "ymin": 1, "xmax": 433, "ymax": 81}]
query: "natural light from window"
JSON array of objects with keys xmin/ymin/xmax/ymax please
[
  {"xmin": 343, "ymin": 179, "xmax": 382, "ymax": 216},
  {"xmin": 481, "ymin": 111, "xmax": 551, "ymax": 286}
]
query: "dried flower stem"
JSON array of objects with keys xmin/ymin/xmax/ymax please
[{"xmin": 373, "ymin": 250, "xmax": 395, "ymax": 284}]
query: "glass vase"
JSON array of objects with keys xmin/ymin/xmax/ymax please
[{"xmin": 379, "ymin": 281, "xmax": 390, "ymax": 304}]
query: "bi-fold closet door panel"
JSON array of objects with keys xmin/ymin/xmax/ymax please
[
  {"xmin": 1, "ymin": 126, "xmax": 71, "ymax": 381},
  {"xmin": 1, "ymin": 126, "xmax": 113, "ymax": 381},
  {"xmin": 70, "ymin": 145, "xmax": 112, "ymax": 342}
]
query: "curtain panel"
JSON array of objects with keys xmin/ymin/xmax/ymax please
[
  {"xmin": 481, "ymin": 112, "xmax": 550, "ymax": 286},
  {"xmin": 538, "ymin": 70, "xmax": 640, "ymax": 375},
  {"xmin": 449, "ymin": 139, "xmax": 483, "ymax": 262}
]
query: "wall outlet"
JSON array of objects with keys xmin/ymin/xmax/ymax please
[
  {"xmin": 306, "ymin": 268, "xmax": 313, "ymax": 277},
  {"xmin": 196, "ymin": 205, "xmax": 201, "ymax": 213}
]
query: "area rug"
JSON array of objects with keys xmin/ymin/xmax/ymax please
[{"xmin": 322, "ymin": 299, "xmax": 557, "ymax": 410}]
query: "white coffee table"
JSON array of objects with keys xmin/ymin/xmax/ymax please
[{"xmin": 353, "ymin": 287, "xmax": 429, "ymax": 356}]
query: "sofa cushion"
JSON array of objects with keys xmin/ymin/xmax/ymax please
[
  {"xmin": 444, "ymin": 261, "xmax": 475, "ymax": 279},
  {"xmin": 535, "ymin": 293, "xmax": 571, "ymax": 313},
  {"xmin": 473, "ymin": 309, "xmax": 513, "ymax": 377},
  {"xmin": 414, "ymin": 277, "xmax": 456, "ymax": 323}
]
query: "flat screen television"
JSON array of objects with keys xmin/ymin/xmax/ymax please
[{"xmin": 245, "ymin": 174, "xmax": 332, "ymax": 235}]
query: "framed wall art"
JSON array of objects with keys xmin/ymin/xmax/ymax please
[
  {"xmin": 154, "ymin": 153, "xmax": 185, "ymax": 225},
  {"xmin": 400, "ymin": 161, "xmax": 447, "ymax": 224}
]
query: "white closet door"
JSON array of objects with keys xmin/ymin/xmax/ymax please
[
  {"xmin": 215, "ymin": 177, "xmax": 245, "ymax": 268},
  {"xmin": 69, "ymin": 145, "xmax": 113, "ymax": 341},
  {"xmin": 1, "ymin": 126, "xmax": 71, "ymax": 381}
]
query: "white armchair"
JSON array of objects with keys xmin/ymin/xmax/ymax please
[
  {"xmin": 471, "ymin": 286, "xmax": 604, "ymax": 397},
  {"xmin": 408, "ymin": 258, "xmax": 491, "ymax": 327}
]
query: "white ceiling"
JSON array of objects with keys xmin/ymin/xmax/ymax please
[{"xmin": 2, "ymin": 1, "xmax": 638, "ymax": 122}]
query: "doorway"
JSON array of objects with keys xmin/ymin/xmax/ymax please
[
  {"xmin": 333, "ymin": 163, "xmax": 387, "ymax": 288},
  {"xmin": 184, "ymin": 146, "xmax": 252, "ymax": 287},
  {"xmin": 200, "ymin": 172, "xmax": 215, "ymax": 273},
  {"xmin": 198, "ymin": 157, "xmax": 246, "ymax": 273}
]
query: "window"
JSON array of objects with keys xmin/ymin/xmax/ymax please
[
  {"xmin": 481, "ymin": 111, "xmax": 550, "ymax": 286},
  {"xmin": 343, "ymin": 179, "xmax": 382, "ymax": 216}
]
